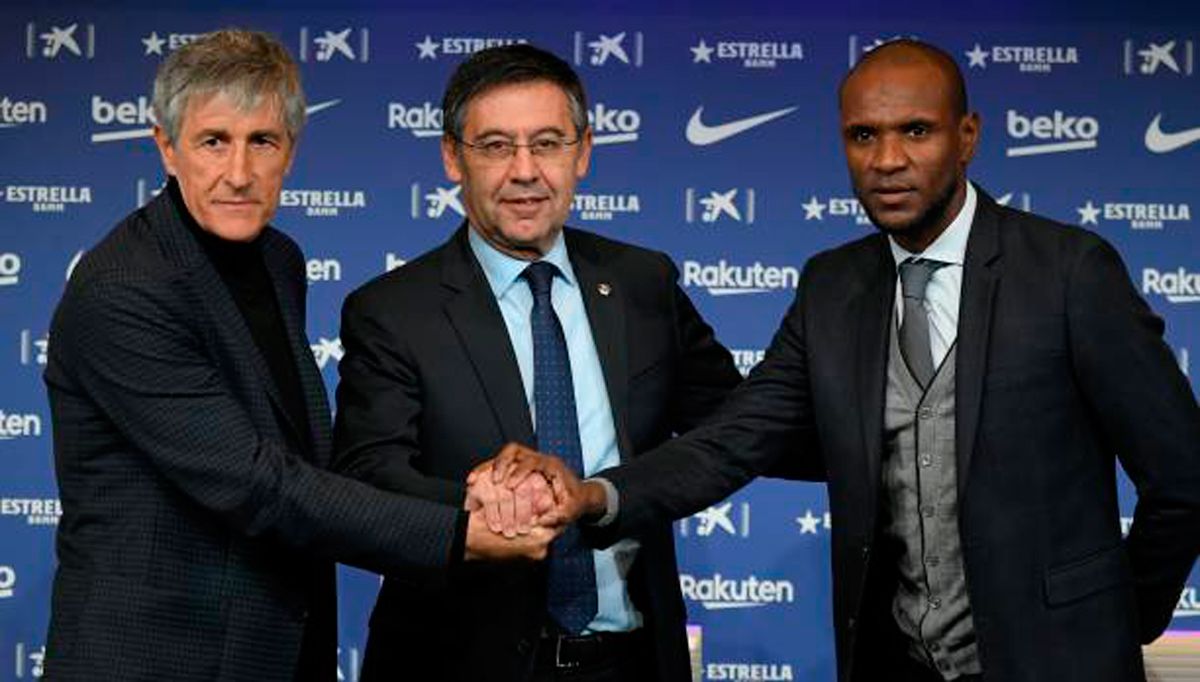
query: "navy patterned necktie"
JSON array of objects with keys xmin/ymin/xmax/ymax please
[
  {"xmin": 898, "ymin": 258, "xmax": 947, "ymax": 388},
  {"xmin": 521, "ymin": 261, "xmax": 597, "ymax": 634}
]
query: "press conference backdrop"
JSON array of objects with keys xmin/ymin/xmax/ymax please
[{"xmin": 1, "ymin": 1, "xmax": 1198, "ymax": 680}]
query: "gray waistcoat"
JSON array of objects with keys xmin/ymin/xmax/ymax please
[{"xmin": 882, "ymin": 317, "xmax": 981, "ymax": 679}]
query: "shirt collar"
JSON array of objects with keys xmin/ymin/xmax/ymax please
[
  {"xmin": 467, "ymin": 226, "xmax": 576, "ymax": 299},
  {"xmin": 888, "ymin": 181, "xmax": 976, "ymax": 269}
]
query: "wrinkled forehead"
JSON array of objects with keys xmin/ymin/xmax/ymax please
[
  {"xmin": 461, "ymin": 80, "xmax": 575, "ymax": 133},
  {"xmin": 179, "ymin": 87, "xmax": 288, "ymax": 129}
]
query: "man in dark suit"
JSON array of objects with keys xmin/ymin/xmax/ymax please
[
  {"xmin": 491, "ymin": 40, "xmax": 1200, "ymax": 682},
  {"xmin": 42, "ymin": 30, "xmax": 553, "ymax": 682},
  {"xmin": 331, "ymin": 44, "xmax": 742, "ymax": 681}
]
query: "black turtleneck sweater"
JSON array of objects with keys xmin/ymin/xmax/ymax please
[{"xmin": 168, "ymin": 179, "xmax": 331, "ymax": 681}]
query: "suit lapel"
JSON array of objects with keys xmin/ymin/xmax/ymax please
[
  {"xmin": 566, "ymin": 229, "xmax": 634, "ymax": 461},
  {"xmin": 856, "ymin": 239, "xmax": 895, "ymax": 503},
  {"xmin": 260, "ymin": 231, "xmax": 333, "ymax": 465},
  {"xmin": 441, "ymin": 226, "xmax": 536, "ymax": 446},
  {"xmin": 955, "ymin": 189, "xmax": 1002, "ymax": 497},
  {"xmin": 148, "ymin": 186, "xmax": 309, "ymax": 455}
]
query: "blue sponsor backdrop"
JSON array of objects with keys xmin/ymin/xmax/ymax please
[{"xmin": 1, "ymin": 2, "xmax": 1197, "ymax": 680}]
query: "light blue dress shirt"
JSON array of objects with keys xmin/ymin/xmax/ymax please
[
  {"xmin": 888, "ymin": 182, "xmax": 977, "ymax": 370},
  {"xmin": 468, "ymin": 227, "xmax": 642, "ymax": 633}
]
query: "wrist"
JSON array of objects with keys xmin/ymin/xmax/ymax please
[{"xmin": 579, "ymin": 480, "xmax": 608, "ymax": 522}]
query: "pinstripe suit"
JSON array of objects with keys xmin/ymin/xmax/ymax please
[{"xmin": 43, "ymin": 187, "xmax": 461, "ymax": 681}]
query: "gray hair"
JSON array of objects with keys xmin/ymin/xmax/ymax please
[{"xmin": 152, "ymin": 29, "xmax": 306, "ymax": 145}]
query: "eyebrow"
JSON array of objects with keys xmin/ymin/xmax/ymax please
[{"xmin": 469, "ymin": 124, "xmax": 569, "ymax": 140}]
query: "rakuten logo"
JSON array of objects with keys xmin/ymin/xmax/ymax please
[
  {"xmin": 678, "ymin": 573, "xmax": 794, "ymax": 610},
  {"xmin": 682, "ymin": 260, "xmax": 799, "ymax": 296},
  {"xmin": 1143, "ymin": 267, "xmax": 1200, "ymax": 303},
  {"xmin": 1006, "ymin": 109, "xmax": 1099, "ymax": 157}
]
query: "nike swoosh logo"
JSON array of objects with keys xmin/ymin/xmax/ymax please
[
  {"xmin": 1145, "ymin": 113, "xmax": 1200, "ymax": 153},
  {"xmin": 306, "ymin": 99, "xmax": 342, "ymax": 116},
  {"xmin": 686, "ymin": 105, "xmax": 797, "ymax": 146}
]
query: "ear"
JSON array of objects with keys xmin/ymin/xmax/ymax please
[
  {"xmin": 574, "ymin": 126, "xmax": 593, "ymax": 180},
  {"xmin": 959, "ymin": 112, "xmax": 981, "ymax": 164},
  {"xmin": 442, "ymin": 135, "xmax": 464, "ymax": 183},
  {"xmin": 153, "ymin": 125, "xmax": 177, "ymax": 176}
]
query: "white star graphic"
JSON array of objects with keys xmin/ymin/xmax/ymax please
[
  {"xmin": 802, "ymin": 196, "xmax": 826, "ymax": 221},
  {"xmin": 691, "ymin": 39, "xmax": 714, "ymax": 64},
  {"xmin": 415, "ymin": 35, "xmax": 439, "ymax": 60},
  {"xmin": 965, "ymin": 43, "xmax": 988, "ymax": 68},
  {"xmin": 142, "ymin": 31, "xmax": 166, "ymax": 56},
  {"xmin": 1077, "ymin": 200, "xmax": 1101, "ymax": 225},
  {"xmin": 796, "ymin": 510, "xmax": 821, "ymax": 535}
]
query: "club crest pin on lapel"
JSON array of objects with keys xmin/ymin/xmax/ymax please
[{"xmin": 597, "ymin": 283, "xmax": 612, "ymax": 296}]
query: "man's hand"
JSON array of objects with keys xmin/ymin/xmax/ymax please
[
  {"xmin": 469, "ymin": 443, "xmax": 608, "ymax": 527},
  {"xmin": 463, "ymin": 510, "xmax": 559, "ymax": 561},
  {"xmin": 464, "ymin": 465, "xmax": 554, "ymax": 538}
]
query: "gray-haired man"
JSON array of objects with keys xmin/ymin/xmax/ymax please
[{"xmin": 43, "ymin": 29, "xmax": 553, "ymax": 682}]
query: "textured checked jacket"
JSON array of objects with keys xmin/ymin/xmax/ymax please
[{"xmin": 42, "ymin": 186, "xmax": 460, "ymax": 681}]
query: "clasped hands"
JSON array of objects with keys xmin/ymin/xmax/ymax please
[{"xmin": 461, "ymin": 443, "xmax": 607, "ymax": 561}]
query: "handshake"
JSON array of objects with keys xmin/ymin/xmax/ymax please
[{"xmin": 461, "ymin": 443, "xmax": 609, "ymax": 561}]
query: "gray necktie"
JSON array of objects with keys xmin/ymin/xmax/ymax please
[{"xmin": 898, "ymin": 258, "xmax": 946, "ymax": 388}]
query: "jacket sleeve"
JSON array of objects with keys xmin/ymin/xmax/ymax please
[
  {"xmin": 330, "ymin": 287, "xmax": 467, "ymax": 507},
  {"xmin": 49, "ymin": 269, "xmax": 462, "ymax": 577},
  {"xmin": 590, "ymin": 264, "xmax": 824, "ymax": 546},
  {"xmin": 1065, "ymin": 238, "xmax": 1200, "ymax": 643},
  {"xmin": 663, "ymin": 257, "xmax": 823, "ymax": 481}
]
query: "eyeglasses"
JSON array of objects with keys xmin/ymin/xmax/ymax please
[{"xmin": 456, "ymin": 135, "xmax": 581, "ymax": 162}]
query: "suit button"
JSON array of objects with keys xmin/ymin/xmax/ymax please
[
  {"xmin": 861, "ymin": 545, "xmax": 871, "ymax": 560},
  {"xmin": 516, "ymin": 638, "xmax": 531, "ymax": 655},
  {"xmin": 847, "ymin": 617, "xmax": 856, "ymax": 631}
]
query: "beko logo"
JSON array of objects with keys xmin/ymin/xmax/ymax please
[
  {"xmin": 589, "ymin": 103, "xmax": 641, "ymax": 145},
  {"xmin": 0, "ymin": 253, "xmax": 20, "ymax": 286},
  {"xmin": 1006, "ymin": 110, "xmax": 1099, "ymax": 157},
  {"xmin": 0, "ymin": 566, "xmax": 14, "ymax": 599}
]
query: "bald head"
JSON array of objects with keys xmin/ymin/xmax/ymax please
[{"xmin": 840, "ymin": 39, "xmax": 968, "ymax": 118}]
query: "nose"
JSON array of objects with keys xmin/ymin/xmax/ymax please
[
  {"xmin": 507, "ymin": 144, "xmax": 539, "ymax": 183},
  {"xmin": 224, "ymin": 142, "xmax": 253, "ymax": 189},
  {"xmin": 871, "ymin": 133, "xmax": 908, "ymax": 174}
]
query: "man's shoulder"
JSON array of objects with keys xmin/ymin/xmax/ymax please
[
  {"xmin": 981, "ymin": 194, "xmax": 1111, "ymax": 263},
  {"xmin": 563, "ymin": 226, "xmax": 675, "ymax": 277},
  {"xmin": 801, "ymin": 231, "xmax": 889, "ymax": 283},
  {"xmin": 343, "ymin": 236, "xmax": 454, "ymax": 313},
  {"xmin": 68, "ymin": 202, "xmax": 180, "ymax": 291}
]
